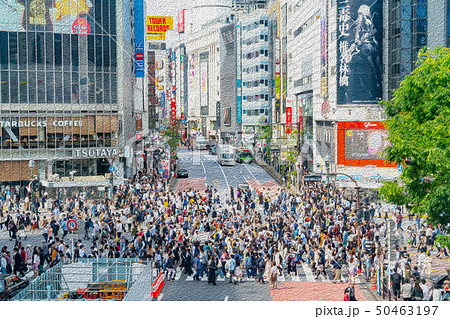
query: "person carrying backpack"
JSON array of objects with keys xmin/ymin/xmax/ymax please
[{"xmin": 391, "ymin": 269, "xmax": 402, "ymax": 300}]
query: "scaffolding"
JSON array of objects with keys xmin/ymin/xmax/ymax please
[{"xmin": 12, "ymin": 258, "xmax": 147, "ymax": 301}]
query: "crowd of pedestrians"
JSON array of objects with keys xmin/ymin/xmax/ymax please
[{"xmin": 0, "ymin": 149, "xmax": 448, "ymax": 302}]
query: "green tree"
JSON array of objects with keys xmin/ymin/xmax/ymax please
[
  {"xmin": 163, "ymin": 120, "xmax": 182, "ymax": 159},
  {"xmin": 380, "ymin": 47, "xmax": 450, "ymax": 227}
]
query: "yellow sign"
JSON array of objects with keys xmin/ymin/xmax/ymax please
[
  {"xmin": 147, "ymin": 16, "xmax": 173, "ymax": 33},
  {"xmin": 147, "ymin": 33, "xmax": 166, "ymax": 40}
]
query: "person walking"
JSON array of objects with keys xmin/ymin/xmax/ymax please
[
  {"xmin": 208, "ymin": 257, "xmax": 217, "ymax": 286},
  {"xmin": 270, "ymin": 261, "xmax": 278, "ymax": 289},
  {"xmin": 257, "ymin": 253, "xmax": 266, "ymax": 284},
  {"xmin": 402, "ymin": 278, "xmax": 413, "ymax": 301}
]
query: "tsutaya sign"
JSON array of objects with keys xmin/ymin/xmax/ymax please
[
  {"xmin": 74, "ymin": 148, "xmax": 119, "ymax": 158},
  {"xmin": 0, "ymin": 120, "xmax": 83, "ymax": 128}
]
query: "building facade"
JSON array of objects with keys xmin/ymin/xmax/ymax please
[
  {"xmin": 0, "ymin": 0, "xmax": 141, "ymax": 191},
  {"xmin": 184, "ymin": 25, "xmax": 222, "ymax": 142},
  {"xmin": 240, "ymin": 11, "xmax": 270, "ymax": 145}
]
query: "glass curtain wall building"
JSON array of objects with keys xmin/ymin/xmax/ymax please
[
  {"xmin": 0, "ymin": 0, "xmax": 135, "ymax": 190},
  {"xmin": 388, "ymin": 0, "xmax": 427, "ymax": 96}
]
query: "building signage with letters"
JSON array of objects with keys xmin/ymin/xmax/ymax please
[{"xmin": 74, "ymin": 148, "xmax": 119, "ymax": 158}]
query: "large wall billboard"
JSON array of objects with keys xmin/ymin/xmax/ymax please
[
  {"xmin": 337, "ymin": 0, "xmax": 382, "ymax": 105},
  {"xmin": 337, "ymin": 121, "xmax": 396, "ymax": 167},
  {"xmin": 0, "ymin": 0, "xmax": 95, "ymax": 33},
  {"xmin": 199, "ymin": 53, "xmax": 208, "ymax": 107}
]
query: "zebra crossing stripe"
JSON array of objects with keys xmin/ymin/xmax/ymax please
[{"xmin": 301, "ymin": 263, "xmax": 316, "ymax": 282}]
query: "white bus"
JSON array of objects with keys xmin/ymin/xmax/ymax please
[
  {"xmin": 217, "ymin": 144, "xmax": 236, "ymax": 166},
  {"xmin": 196, "ymin": 137, "xmax": 207, "ymax": 150}
]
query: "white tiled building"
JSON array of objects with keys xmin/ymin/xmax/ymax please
[{"xmin": 240, "ymin": 10, "xmax": 271, "ymax": 143}]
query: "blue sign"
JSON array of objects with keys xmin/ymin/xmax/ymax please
[
  {"xmin": 159, "ymin": 168, "xmax": 163, "ymax": 173},
  {"xmin": 336, "ymin": 0, "xmax": 382, "ymax": 105},
  {"xmin": 398, "ymin": 164, "xmax": 403, "ymax": 172},
  {"xmin": 163, "ymin": 169, "xmax": 169, "ymax": 179},
  {"xmin": 172, "ymin": 52, "xmax": 176, "ymax": 61},
  {"xmin": 134, "ymin": 0, "xmax": 145, "ymax": 78},
  {"xmin": 237, "ymin": 96, "xmax": 242, "ymax": 124},
  {"xmin": 109, "ymin": 166, "xmax": 116, "ymax": 173},
  {"xmin": 161, "ymin": 92, "xmax": 166, "ymax": 118}
]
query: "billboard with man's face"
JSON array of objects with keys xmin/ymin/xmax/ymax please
[
  {"xmin": 337, "ymin": 0, "xmax": 382, "ymax": 105},
  {"xmin": 0, "ymin": 0, "xmax": 94, "ymax": 33}
]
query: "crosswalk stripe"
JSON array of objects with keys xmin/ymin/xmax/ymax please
[{"xmin": 301, "ymin": 263, "xmax": 316, "ymax": 282}]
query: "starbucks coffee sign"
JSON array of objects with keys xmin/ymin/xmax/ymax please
[
  {"xmin": 0, "ymin": 119, "xmax": 83, "ymax": 128},
  {"xmin": 74, "ymin": 148, "xmax": 119, "ymax": 158}
]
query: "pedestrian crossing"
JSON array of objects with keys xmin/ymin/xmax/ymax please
[{"xmin": 155, "ymin": 263, "xmax": 365, "ymax": 284}]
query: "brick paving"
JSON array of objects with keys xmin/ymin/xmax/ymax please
[{"xmin": 270, "ymin": 281, "xmax": 367, "ymax": 301}]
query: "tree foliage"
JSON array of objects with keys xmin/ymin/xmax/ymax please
[
  {"xmin": 380, "ymin": 47, "xmax": 450, "ymax": 226},
  {"xmin": 163, "ymin": 120, "xmax": 182, "ymax": 159}
]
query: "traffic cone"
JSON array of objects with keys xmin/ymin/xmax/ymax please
[{"xmin": 371, "ymin": 276, "xmax": 376, "ymax": 290}]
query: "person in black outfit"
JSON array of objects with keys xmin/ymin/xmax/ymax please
[
  {"xmin": 13, "ymin": 248, "xmax": 25, "ymax": 276},
  {"xmin": 208, "ymin": 257, "xmax": 217, "ymax": 285},
  {"xmin": 391, "ymin": 268, "xmax": 402, "ymax": 300}
]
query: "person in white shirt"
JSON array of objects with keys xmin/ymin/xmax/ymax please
[{"xmin": 420, "ymin": 279, "xmax": 431, "ymax": 301}]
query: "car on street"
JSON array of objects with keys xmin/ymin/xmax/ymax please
[
  {"xmin": 177, "ymin": 168, "xmax": 189, "ymax": 178},
  {"xmin": 209, "ymin": 146, "xmax": 217, "ymax": 155}
]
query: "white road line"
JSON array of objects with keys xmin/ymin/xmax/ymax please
[
  {"xmin": 215, "ymin": 160, "xmax": 230, "ymax": 189},
  {"xmin": 224, "ymin": 295, "xmax": 228, "ymax": 301},
  {"xmin": 200, "ymin": 160, "xmax": 206, "ymax": 177},
  {"xmin": 302, "ymin": 263, "xmax": 316, "ymax": 282},
  {"xmin": 243, "ymin": 164, "xmax": 260, "ymax": 187}
]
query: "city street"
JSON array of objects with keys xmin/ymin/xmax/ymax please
[{"xmin": 174, "ymin": 148, "xmax": 280, "ymax": 196}]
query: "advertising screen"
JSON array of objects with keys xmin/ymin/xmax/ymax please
[
  {"xmin": 336, "ymin": 0, "xmax": 382, "ymax": 105},
  {"xmin": 337, "ymin": 121, "xmax": 396, "ymax": 167},
  {"xmin": 0, "ymin": 0, "xmax": 94, "ymax": 33}
]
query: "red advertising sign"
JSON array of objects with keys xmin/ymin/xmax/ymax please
[
  {"xmin": 286, "ymin": 106, "xmax": 292, "ymax": 134},
  {"xmin": 286, "ymin": 106, "xmax": 292, "ymax": 123},
  {"xmin": 136, "ymin": 133, "xmax": 142, "ymax": 140},
  {"xmin": 72, "ymin": 18, "xmax": 91, "ymax": 35},
  {"xmin": 178, "ymin": 9, "xmax": 186, "ymax": 33},
  {"xmin": 337, "ymin": 121, "xmax": 396, "ymax": 167},
  {"xmin": 152, "ymin": 273, "xmax": 164, "ymax": 298},
  {"xmin": 171, "ymin": 97, "xmax": 176, "ymax": 124}
]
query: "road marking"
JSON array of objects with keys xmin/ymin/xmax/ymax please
[
  {"xmin": 224, "ymin": 295, "xmax": 228, "ymax": 301},
  {"xmin": 157, "ymin": 293, "xmax": 164, "ymax": 301},
  {"xmin": 215, "ymin": 160, "xmax": 230, "ymax": 189},
  {"xmin": 243, "ymin": 164, "xmax": 260, "ymax": 187},
  {"xmin": 301, "ymin": 263, "xmax": 316, "ymax": 282},
  {"xmin": 201, "ymin": 160, "xmax": 206, "ymax": 177}
]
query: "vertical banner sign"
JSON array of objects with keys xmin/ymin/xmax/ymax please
[
  {"xmin": 320, "ymin": 0, "xmax": 328, "ymax": 97},
  {"xmin": 135, "ymin": 113, "xmax": 143, "ymax": 131},
  {"xmin": 286, "ymin": 106, "xmax": 292, "ymax": 134},
  {"xmin": 134, "ymin": 0, "xmax": 145, "ymax": 78},
  {"xmin": 161, "ymin": 92, "xmax": 166, "ymax": 119},
  {"xmin": 237, "ymin": 96, "xmax": 242, "ymax": 124},
  {"xmin": 275, "ymin": 62, "xmax": 281, "ymax": 99},
  {"xmin": 171, "ymin": 97, "xmax": 176, "ymax": 124},
  {"xmin": 178, "ymin": 9, "xmax": 186, "ymax": 33},
  {"xmin": 216, "ymin": 102, "xmax": 221, "ymax": 128},
  {"xmin": 337, "ymin": 0, "xmax": 383, "ymax": 104},
  {"xmin": 200, "ymin": 56, "xmax": 209, "ymax": 107}
]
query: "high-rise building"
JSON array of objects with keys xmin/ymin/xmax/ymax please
[
  {"xmin": 0, "ymin": 0, "xmax": 142, "ymax": 192},
  {"xmin": 388, "ymin": 0, "xmax": 449, "ymax": 97},
  {"xmin": 240, "ymin": 10, "xmax": 270, "ymax": 145}
]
